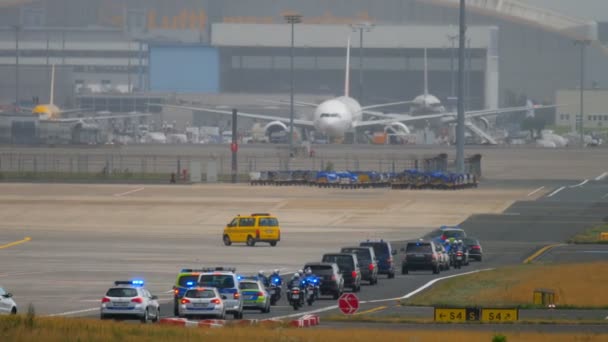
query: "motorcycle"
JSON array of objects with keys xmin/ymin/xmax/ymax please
[
  {"xmin": 454, "ymin": 250, "xmax": 464, "ymax": 269},
  {"xmin": 301, "ymin": 276, "xmax": 320, "ymax": 306},
  {"xmin": 269, "ymin": 276, "xmax": 282, "ymax": 305},
  {"xmin": 287, "ymin": 286, "xmax": 304, "ymax": 310}
]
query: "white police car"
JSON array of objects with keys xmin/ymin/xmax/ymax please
[
  {"xmin": 100, "ymin": 280, "xmax": 160, "ymax": 323},
  {"xmin": 197, "ymin": 267, "xmax": 243, "ymax": 319},
  {"xmin": 0, "ymin": 286, "xmax": 17, "ymax": 315},
  {"xmin": 178, "ymin": 287, "xmax": 225, "ymax": 319}
]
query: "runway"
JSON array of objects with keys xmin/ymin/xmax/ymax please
[{"xmin": 0, "ymin": 167, "xmax": 606, "ymax": 329}]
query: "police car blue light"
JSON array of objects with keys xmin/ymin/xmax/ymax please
[
  {"xmin": 132, "ymin": 280, "xmax": 144, "ymax": 286},
  {"xmin": 185, "ymin": 281, "xmax": 195, "ymax": 287}
]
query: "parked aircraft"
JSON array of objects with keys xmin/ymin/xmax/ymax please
[{"xmin": 22, "ymin": 65, "xmax": 150, "ymax": 123}]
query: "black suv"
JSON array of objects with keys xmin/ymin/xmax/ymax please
[
  {"xmin": 340, "ymin": 246, "xmax": 378, "ymax": 285},
  {"xmin": 321, "ymin": 253, "xmax": 361, "ymax": 292},
  {"xmin": 303, "ymin": 262, "xmax": 344, "ymax": 299},
  {"xmin": 360, "ymin": 240, "xmax": 396, "ymax": 279},
  {"xmin": 402, "ymin": 240, "xmax": 441, "ymax": 274}
]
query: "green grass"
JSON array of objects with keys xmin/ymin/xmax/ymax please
[
  {"xmin": 2, "ymin": 315, "xmax": 607, "ymax": 342},
  {"xmin": 400, "ymin": 262, "xmax": 608, "ymax": 308},
  {"xmin": 568, "ymin": 224, "xmax": 608, "ymax": 244}
]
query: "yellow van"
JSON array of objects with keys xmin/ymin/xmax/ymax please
[{"xmin": 222, "ymin": 213, "xmax": 281, "ymax": 247}]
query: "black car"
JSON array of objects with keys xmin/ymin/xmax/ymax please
[
  {"xmin": 340, "ymin": 246, "xmax": 378, "ymax": 285},
  {"xmin": 359, "ymin": 240, "xmax": 396, "ymax": 279},
  {"xmin": 321, "ymin": 253, "xmax": 361, "ymax": 292},
  {"xmin": 402, "ymin": 240, "xmax": 441, "ymax": 274},
  {"xmin": 303, "ymin": 262, "xmax": 344, "ymax": 299},
  {"xmin": 463, "ymin": 237, "xmax": 483, "ymax": 261}
]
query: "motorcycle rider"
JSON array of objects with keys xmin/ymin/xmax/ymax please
[
  {"xmin": 287, "ymin": 272, "xmax": 301, "ymax": 290},
  {"xmin": 270, "ymin": 269, "xmax": 282, "ymax": 286},
  {"xmin": 303, "ymin": 267, "xmax": 321, "ymax": 298}
]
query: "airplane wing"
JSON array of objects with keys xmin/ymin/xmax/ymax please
[
  {"xmin": 442, "ymin": 104, "xmax": 564, "ymax": 119},
  {"xmin": 52, "ymin": 112, "xmax": 152, "ymax": 122},
  {"xmin": 361, "ymin": 100, "xmax": 414, "ymax": 111},
  {"xmin": 164, "ymin": 104, "xmax": 316, "ymax": 127},
  {"xmin": 257, "ymin": 99, "xmax": 319, "ymax": 108},
  {"xmin": 353, "ymin": 113, "xmax": 448, "ymax": 128}
]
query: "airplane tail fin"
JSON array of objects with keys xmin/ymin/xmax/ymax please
[
  {"xmin": 526, "ymin": 99, "xmax": 535, "ymax": 118},
  {"xmin": 344, "ymin": 36, "xmax": 351, "ymax": 97},
  {"xmin": 50, "ymin": 64, "xmax": 55, "ymax": 106},
  {"xmin": 423, "ymin": 48, "xmax": 429, "ymax": 97}
]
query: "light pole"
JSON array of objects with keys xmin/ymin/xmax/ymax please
[
  {"xmin": 447, "ymin": 32, "xmax": 458, "ymax": 98},
  {"xmin": 13, "ymin": 25, "xmax": 20, "ymax": 108},
  {"xmin": 284, "ymin": 13, "xmax": 302, "ymax": 164},
  {"xmin": 351, "ymin": 22, "xmax": 374, "ymax": 102},
  {"xmin": 574, "ymin": 39, "xmax": 590, "ymax": 147},
  {"xmin": 456, "ymin": 0, "xmax": 466, "ymax": 173}
]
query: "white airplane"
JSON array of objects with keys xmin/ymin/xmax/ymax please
[
  {"xmin": 165, "ymin": 39, "xmax": 559, "ymax": 144},
  {"xmin": 21, "ymin": 64, "xmax": 151, "ymax": 123},
  {"xmin": 164, "ymin": 38, "xmax": 433, "ymax": 141}
]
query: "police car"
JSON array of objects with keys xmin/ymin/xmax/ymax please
[
  {"xmin": 0, "ymin": 286, "xmax": 17, "ymax": 315},
  {"xmin": 238, "ymin": 277, "xmax": 270, "ymax": 313},
  {"xmin": 173, "ymin": 269, "xmax": 206, "ymax": 316},
  {"xmin": 178, "ymin": 287, "xmax": 225, "ymax": 319},
  {"xmin": 197, "ymin": 267, "xmax": 243, "ymax": 319},
  {"xmin": 100, "ymin": 280, "xmax": 160, "ymax": 323}
]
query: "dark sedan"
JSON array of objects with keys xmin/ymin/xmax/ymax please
[{"xmin": 463, "ymin": 237, "xmax": 483, "ymax": 261}]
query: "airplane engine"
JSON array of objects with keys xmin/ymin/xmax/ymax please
[
  {"xmin": 474, "ymin": 117, "xmax": 490, "ymax": 131},
  {"xmin": 383, "ymin": 122, "xmax": 411, "ymax": 135},
  {"xmin": 263, "ymin": 121, "xmax": 289, "ymax": 136}
]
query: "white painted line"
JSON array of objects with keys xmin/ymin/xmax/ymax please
[
  {"xmin": 113, "ymin": 187, "xmax": 145, "ymax": 197},
  {"xmin": 400, "ymin": 268, "xmax": 494, "ymax": 299},
  {"xmin": 595, "ymin": 172, "xmax": 608, "ymax": 181},
  {"xmin": 49, "ymin": 307, "xmax": 99, "ymax": 317},
  {"xmin": 268, "ymin": 268, "xmax": 494, "ymax": 320},
  {"xmin": 527, "ymin": 186, "xmax": 545, "ymax": 197},
  {"xmin": 547, "ymin": 186, "xmax": 565, "ymax": 198},
  {"xmin": 569, "ymin": 179, "xmax": 589, "ymax": 188}
]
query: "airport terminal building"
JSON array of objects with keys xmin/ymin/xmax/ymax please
[{"xmin": 0, "ymin": 0, "xmax": 603, "ymax": 112}]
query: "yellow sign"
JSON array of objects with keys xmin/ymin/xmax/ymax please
[
  {"xmin": 481, "ymin": 308, "xmax": 519, "ymax": 322},
  {"xmin": 434, "ymin": 308, "xmax": 467, "ymax": 322},
  {"xmin": 600, "ymin": 232, "xmax": 608, "ymax": 241}
]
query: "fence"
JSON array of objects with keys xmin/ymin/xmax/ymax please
[{"xmin": 0, "ymin": 150, "xmax": 482, "ymax": 182}]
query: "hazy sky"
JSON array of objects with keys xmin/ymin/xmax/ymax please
[{"xmin": 524, "ymin": 0, "xmax": 608, "ymax": 21}]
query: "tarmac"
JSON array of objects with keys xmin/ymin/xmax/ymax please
[{"xmin": 0, "ymin": 147, "xmax": 607, "ymax": 333}]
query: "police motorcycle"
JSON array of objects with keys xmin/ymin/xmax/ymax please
[
  {"xmin": 268, "ymin": 269, "xmax": 282, "ymax": 306},
  {"xmin": 287, "ymin": 272, "xmax": 306, "ymax": 310},
  {"xmin": 300, "ymin": 269, "xmax": 321, "ymax": 306},
  {"xmin": 452, "ymin": 241, "xmax": 465, "ymax": 269}
]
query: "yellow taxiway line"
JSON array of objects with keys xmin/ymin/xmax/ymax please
[
  {"xmin": 355, "ymin": 305, "xmax": 388, "ymax": 316},
  {"xmin": 0, "ymin": 237, "xmax": 32, "ymax": 250},
  {"xmin": 523, "ymin": 243, "xmax": 563, "ymax": 264}
]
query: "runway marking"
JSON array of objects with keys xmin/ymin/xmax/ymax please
[
  {"xmin": 595, "ymin": 172, "xmax": 608, "ymax": 181},
  {"xmin": 569, "ymin": 179, "xmax": 589, "ymax": 188},
  {"xmin": 113, "ymin": 187, "xmax": 145, "ymax": 197},
  {"xmin": 0, "ymin": 236, "xmax": 31, "ymax": 250},
  {"xmin": 527, "ymin": 186, "xmax": 545, "ymax": 197},
  {"xmin": 355, "ymin": 305, "xmax": 387, "ymax": 315},
  {"xmin": 49, "ymin": 307, "xmax": 99, "ymax": 317},
  {"xmin": 269, "ymin": 268, "xmax": 493, "ymax": 320},
  {"xmin": 523, "ymin": 243, "xmax": 564, "ymax": 264},
  {"xmin": 547, "ymin": 186, "xmax": 565, "ymax": 198}
]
